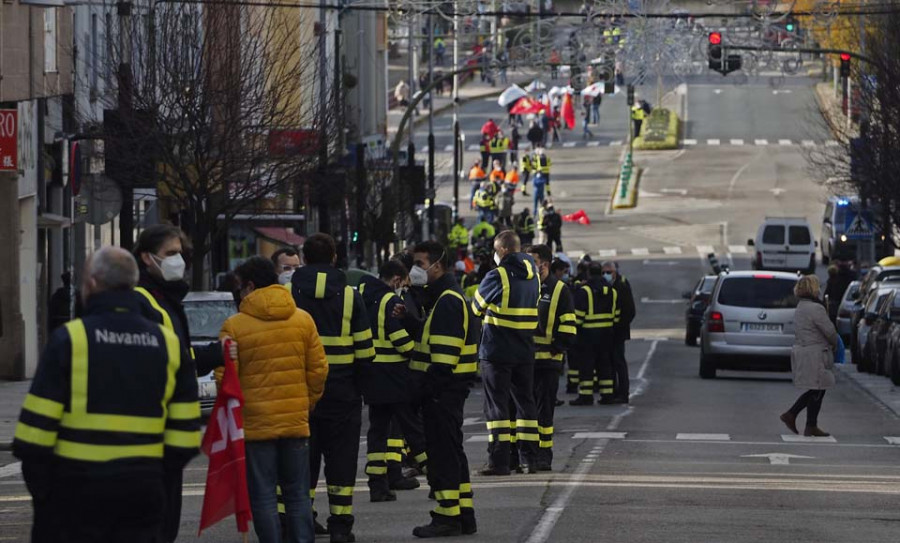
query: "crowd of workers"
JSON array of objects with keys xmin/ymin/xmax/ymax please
[{"xmin": 12, "ymin": 218, "xmax": 636, "ymax": 543}]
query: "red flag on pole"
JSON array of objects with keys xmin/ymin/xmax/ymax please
[
  {"xmin": 198, "ymin": 340, "xmax": 252, "ymax": 535},
  {"xmin": 561, "ymin": 92, "xmax": 576, "ymax": 130}
]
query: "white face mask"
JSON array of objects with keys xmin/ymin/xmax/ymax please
[
  {"xmin": 602, "ymin": 272, "xmax": 614, "ymax": 284},
  {"xmin": 494, "ymin": 252, "xmax": 502, "ymax": 266},
  {"xmin": 278, "ymin": 271, "xmax": 294, "ymax": 285},
  {"xmin": 409, "ymin": 265, "xmax": 428, "ymax": 286},
  {"xmin": 153, "ymin": 253, "xmax": 186, "ymax": 282}
]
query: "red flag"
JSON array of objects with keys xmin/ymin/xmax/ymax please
[
  {"xmin": 561, "ymin": 93, "xmax": 576, "ymax": 130},
  {"xmin": 199, "ymin": 341, "xmax": 252, "ymax": 535},
  {"xmin": 510, "ymin": 97, "xmax": 548, "ymax": 115},
  {"xmin": 562, "ymin": 209, "xmax": 591, "ymax": 225}
]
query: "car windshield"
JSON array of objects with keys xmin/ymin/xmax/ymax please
[
  {"xmin": 762, "ymin": 225, "xmax": 785, "ymax": 244},
  {"xmin": 788, "ymin": 226, "xmax": 811, "ymax": 245},
  {"xmin": 717, "ymin": 277, "xmax": 798, "ymax": 309},
  {"xmin": 184, "ymin": 300, "xmax": 237, "ymax": 340},
  {"xmin": 700, "ymin": 277, "xmax": 716, "ymax": 294}
]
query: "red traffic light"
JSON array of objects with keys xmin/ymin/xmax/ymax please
[
  {"xmin": 709, "ymin": 32, "xmax": 722, "ymax": 45},
  {"xmin": 839, "ymin": 53, "xmax": 851, "ymax": 61}
]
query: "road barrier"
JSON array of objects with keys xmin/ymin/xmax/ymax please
[{"xmin": 611, "ymin": 151, "xmax": 641, "ymax": 209}]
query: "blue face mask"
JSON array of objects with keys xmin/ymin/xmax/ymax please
[{"xmin": 602, "ymin": 272, "xmax": 614, "ymax": 283}]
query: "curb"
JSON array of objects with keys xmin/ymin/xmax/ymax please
[
  {"xmin": 835, "ymin": 364, "xmax": 900, "ymax": 420},
  {"xmin": 409, "ymin": 76, "xmax": 535, "ymax": 130}
]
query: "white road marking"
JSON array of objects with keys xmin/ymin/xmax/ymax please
[
  {"xmin": 462, "ymin": 417, "xmax": 483, "ymax": 426},
  {"xmin": 562, "ymin": 142, "xmax": 577, "ymax": 148},
  {"xmin": 640, "ymin": 297, "xmax": 684, "ymax": 304},
  {"xmin": 884, "ymin": 437, "xmax": 900, "ymax": 445},
  {"xmin": 683, "ymin": 139, "xmax": 697, "ymax": 145},
  {"xmin": 663, "ymin": 246, "xmax": 683, "ymax": 255},
  {"xmin": 641, "ymin": 260, "xmax": 680, "ymax": 267},
  {"xmin": 728, "ymin": 245, "xmax": 748, "ymax": 254},
  {"xmin": 781, "ymin": 434, "xmax": 837, "ymax": 443},
  {"xmin": 707, "ymin": 139, "xmax": 721, "ymax": 146},
  {"xmin": 770, "ymin": 188, "xmax": 786, "ymax": 196},
  {"xmin": 713, "ymin": 89, "xmax": 722, "ymax": 94},
  {"xmin": 566, "ymin": 251, "xmax": 584, "ymax": 258},
  {"xmin": 0, "ymin": 462, "xmax": 21, "ymax": 479},
  {"xmin": 598, "ymin": 249, "xmax": 617, "ymax": 258},
  {"xmin": 778, "ymin": 139, "xmax": 793, "ymax": 146},
  {"xmin": 801, "ymin": 140, "xmax": 816, "ymax": 147},
  {"xmin": 660, "ymin": 188, "xmax": 687, "ymax": 195},
  {"xmin": 422, "ymin": 147, "xmax": 429, "ymax": 153},
  {"xmin": 754, "ymin": 139, "xmax": 769, "ymax": 146},
  {"xmin": 697, "ymin": 245, "xmax": 715, "ymax": 255},
  {"xmin": 444, "ymin": 144, "xmax": 454, "ymax": 152},
  {"xmin": 571, "ymin": 432, "xmax": 627, "ymax": 440},
  {"xmin": 742, "ymin": 453, "xmax": 814, "ymax": 465},
  {"xmin": 608, "ymin": 140, "xmax": 623, "ymax": 147},
  {"xmin": 467, "ymin": 144, "xmax": 479, "ymax": 151},
  {"xmin": 466, "ymin": 435, "xmax": 490, "ymax": 442},
  {"xmin": 631, "ymin": 248, "xmax": 650, "ymax": 256},
  {"xmin": 635, "ymin": 339, "xmax": 658, "ymax": 382},
  {"xmin": 586, "ymin": 140, "xmax": 601, "ymax": 147},
  {"xmin": 677, "ymin": 433, "xmax": 731, "ymax": 441},
  {"xmin": 730, "ymin": 139, "xmax": 744, "ymax": 146}
]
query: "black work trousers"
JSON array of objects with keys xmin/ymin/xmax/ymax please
[
  {"xmin": 423, "ymin": 384, "xmax": 473, "ymax": 524},
  {"xmin": 546, "ymin": 230, "xmax": 563, "ymax": 254},
  {"xmin": 612, "ymin": 339, "xmax": 630, "ymax": 399},
  {"xmin": 533, "ymin": 367, "xmax": 561, "ymax": 466},
  {"xmin": 482, "ymin": 360, "xmax": 539, "ymax": 469},
  {"xmin": 310, "ymin": 403, "xmax": 362, "ymax": 535},
  {"xmin": 39, "ymin": 473, "xmax": 165, "ymax": 543},
  {"xmin": 789, "ymin": 389, "xmax": 826, "ymax": 427},
  {"xmin": 366, "ymin": 402, "xmax": 428, "ymax": 492},
  {"xmin": 579, "ymin": 345, "xmax": 614, "ymax": 400}
]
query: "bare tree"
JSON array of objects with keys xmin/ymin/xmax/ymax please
[{"xmin": 89, "ymin": 3, "xmax": 339, "ymax": 286}]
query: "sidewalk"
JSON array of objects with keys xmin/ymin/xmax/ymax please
[
  {"xmin": 836, "ymin": 363, "xmax": 900, "ymax": 419},
  {"xmin": 815, "ymin": 80, "xmax": 859, "ymax": 140},
  {"xmin": 0, "ymin": 380, "xmax": 29, "ymax": 450}
]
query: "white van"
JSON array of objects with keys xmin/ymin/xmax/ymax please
[{"xmin": 749, "ymin": 217, "xmax": 817, "ymax": 274}]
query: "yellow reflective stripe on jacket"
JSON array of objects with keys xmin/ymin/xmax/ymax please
[
  {"xmin": 14, "ymin": 423, "xmax": 57, "ymax": 446},
  {"xmin": 536, "ymin": 280, "xmax": 564, "ymax": 345},
  {"xmin": 319, "ymin": 336, "xmax": 354, "ymax": 347},
  {"xmin": 164, "ymin": 428, "xmax": 202, "ymax": 448},
  {"xmin": 55, "ymin": 440, "xmax": 164, "ymax": 462},
  {"xmin": 23, "ymin": 394, "xmax": 64, "ymax": 420},
  {"xmin": 168, "ymin": 401, "xmax": 201, "ymax": 420},
  {"xmin": 314, "ymin": 272, "xmax": 328, "ymax": 298},
  {"xmin": 134, "ymin": 287, "xmax": 173, "ymax": 332},
  {"xmin": 373, "ymin": 293, "xmax": 409, "ymax": 362},
  {"xmin": 65, "ymin": 320, "xmax": 89, "ymax": 414},
  {"xmin": 415, "ymin": 290, "xmax": 475, "ymax": 375},
  {"xmin": 343, "ymin": 286, "xmax": 354, "ymax": 337}
]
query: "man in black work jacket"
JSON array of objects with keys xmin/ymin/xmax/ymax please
[
  {"xmin": 526, "ymin": 245, "xmax": 576, "ymax": 470},
  {"xmin": 358, "ymin": 261, "xmax": 428, "ymax": 502},
  {"xmin": 472, "ymin": 230, "xmax": 541, "ymax": 475},
  {"xmin": 133, "ymin": 224, "xmax": 227, "ymax": 542},
  {"xmin": 570, "ymin": 263, "xmax": 618, "ymax": 406},
  {"xmin": 601, "ymin": 261, "xmax": 636, "ymax": 404},
  {"xmin": 410, "ymin": 241, "xmax": 480, "ymax": 538},
  {"xmin": 13, "ymin": 247, "xmax": 200, "ymax": 543},
  {"xmin": 291, "ymin": 233, "xmax": 375, "ymax": 543}
]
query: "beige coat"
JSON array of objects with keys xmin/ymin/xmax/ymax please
[{"xmin": 791, "ymin": 299, "xmax": 839, "ymax": 390}]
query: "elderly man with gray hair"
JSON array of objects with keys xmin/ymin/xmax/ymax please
[
  {"xmin": 12, "ymin": 246, "xmax": 200, "ymax": 543},
  {"xmin": 601, "ymin": 260, "xmax": 636, "ymax": 404}
]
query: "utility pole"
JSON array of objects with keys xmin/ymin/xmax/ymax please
[
  {"xmin": 426, "ymin": 13, "xmax": 435, "ymax": 240},
  {"xmin": 452, "ymin": 9, "xmax": 460, "ymax": 220},
  {"xmin": 116, "ymin": 1, "xmax": 135, "ymax": 250},
  {"xmin": 407, "ymin": 13, "xmax": 416, "ymax": 164}
]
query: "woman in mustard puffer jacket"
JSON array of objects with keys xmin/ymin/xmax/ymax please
[{"xmin": 219, "ymin": 256, "xmax": 328, "ymax": 543}]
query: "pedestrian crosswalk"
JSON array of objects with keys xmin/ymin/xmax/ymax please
[
  {"xmin": 430, "ymin": 138, "xmax": 840, "ymax": 154},
  {"xmin": 463, "ymin": 431, "xmax": 900, "ymax": 445},
  {"xmin": 565, "ymin": 245, "xmax": 754, "ymax": 261}
]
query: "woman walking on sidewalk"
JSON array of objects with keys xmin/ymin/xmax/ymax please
[{"xmin": 781, "ymin": 275, "xmax": 839, "ymax": 437}]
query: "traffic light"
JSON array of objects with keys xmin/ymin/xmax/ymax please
[
  {"xmin": 626, "ymin": 85, "xmax": 635, "ymax": 106},
  {"xmin": 708, "ymin": 32, "xmax": 723, "ymax": 72},
  {"xmin": 784, "ymin": 17, "xmax": 797, "ymax": 33},
  {"xmin": 840, "ymin": 52, "xmax": 851, "ymax": 77},
  {"xmin": 708, "ymin": 32, "xmax": 742, "ymax": 76}
]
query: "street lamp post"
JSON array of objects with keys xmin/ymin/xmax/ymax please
[{"xmin": 427, "ymin": 13, "xmax": 435, "ymax": 240}]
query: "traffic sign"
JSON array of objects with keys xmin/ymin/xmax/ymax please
[
  {"xmin": 0, "ymin": 109, "xmax": 17, "ymax": 171},
  {"xmin": 844, "ymin": 209, "xmax": 874, "ymax": 240}
]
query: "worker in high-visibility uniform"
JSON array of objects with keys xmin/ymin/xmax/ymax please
[
  {"xmin": 488, "ymin": 159, "xmax": 506, "ymax": 184},
  {"xmin": 358, "ymin": 261, "xmax": 428, "ymax": 502},
  {"xmin": 515, "ymin": 207, "xmax": 536, "ymax": 246},
  {"xmin": 291, "ymin": 233, "xmax": 375, "ymax": 543},
  {"xmin": 13, "ymin": 247, "xmax": 200, "ymax": 543},
  {"xmin": 448, "ymin": 217, "xmax": 471, "ymax": 260},
  {"xmin": 132, "ymin": 224, "xmax": 225, "ymax": 542},
  {"xmin": 570, "ymin": 262, "xmax": 618, "ymax": 406},
  {"xmin": 479, "ymin": 135, "xmax": 491, "ymax": 170},
  {"xmin": 526, "ymin": 244, "xmax": 576, "ymax": 469},
  {"xmin": 489, "ymin": 132, "xmax": 509, "ymax": 169},
  {"xmin": 631, "ymin": 103, "xmax": 646, "ymax": 141},
  {"xmin": 505, "ymin": 163, "xmax": 520, "ymax": 187},
  {"xmin": 472, "ymin": 231, "xmax": 541, "ymax": 475},
  {"xmin": 468, "ymin": 160, "xmax": 487, "ymax": 210},
  {"xmin": 473, "ymin": 181, "xmax": 496, "ymax": 224},
  {"xmin": 410, "ymin": 241, "xmax": 480, "ymax": 538}
]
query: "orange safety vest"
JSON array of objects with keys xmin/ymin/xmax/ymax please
[
  {"xmin": 489, "ymin": 168, "xmax": 506, "ymax": 183},
  {"xmin": 469, "ymin": 166, "xmax": 486, "ymax": 181},
  {"xmin": 505, "ymin": 169, "xmax": 520, "ymax": 185}
]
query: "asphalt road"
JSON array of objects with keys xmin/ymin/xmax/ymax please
[{"xmin": 3, "ymin": 74, "xmax": 899, "ymax": 542}]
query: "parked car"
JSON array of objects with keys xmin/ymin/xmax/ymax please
[
  {"xmin": 850, "ymin": 272, "xmax": 900, "ymax": 362},
  {"xmin": 183, "ymin": 291, "xmax": 239, "ymax": 414},
  {"xmin": 835, "ymin": 280, "xmax": 861, "ymax": 344},
  {"xmin": 881, "ymin": 313, "xmax": 900, "ymax": 386},
  {"xmin": 863, "ymin": 289, "xmax": 900, "ymax": 375},
  {"xmin": 748, "ymin": 217, "xmax": 816, "ymax": 274},
  {"xmin": 683, "ymin": 275, "xmax": 717, "ymax": 346},
  {"xmin": 853, "ymin": 285, "xmax": 899, "ymax": 372},
  {"xmin": 699, "ymin": 271, "xmax": 799, "ymax": 379},
  {"xmin": 820, "ymin": 196, "xmax": 892, "ymax": 264}
]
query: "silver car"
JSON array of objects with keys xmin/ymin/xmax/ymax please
[
  {"xmin": 699, "ymin": 271, "xmax": 800, "ymax": 379},
  {"xmin": 835, "ymin": 280, "xmax": 861, "ymax": 342},
  {"xmin": 183, "ymin": 291, "xmax": 239, "ymax": 414}
]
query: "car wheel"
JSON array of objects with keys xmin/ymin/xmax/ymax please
[{"xmin": 699, "ymin": 350, "xmax": 717, "ymax": 379}]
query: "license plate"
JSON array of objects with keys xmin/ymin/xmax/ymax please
[
  {"xmin": 742, "ymin": 323, "xmax": 782, "ymax": 333},
  {"xmin": 199, "ymin": 381, "xmax": 217, "ymax": 399}
]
